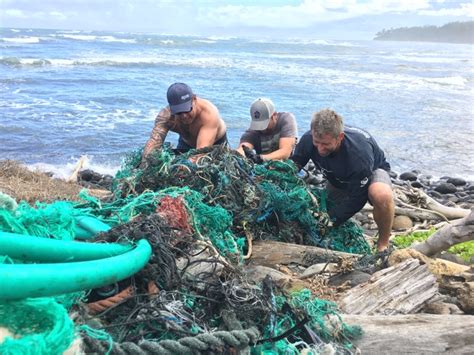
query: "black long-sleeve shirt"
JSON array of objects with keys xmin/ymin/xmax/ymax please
[{"xmin": 291, "ymin": 126, "xmax": 390, "ymax": 226}]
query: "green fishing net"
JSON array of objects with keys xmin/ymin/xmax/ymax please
[{"xmin": 0, "ymin": 298, "xmax": 75, "ymax": 355}]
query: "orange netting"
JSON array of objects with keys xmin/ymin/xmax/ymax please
[{"xmin": 156, "ymin": 196, "xmax": 193, "ymax": 234}]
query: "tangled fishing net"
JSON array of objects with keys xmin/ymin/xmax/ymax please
[{"xmin": 0, "ymin": 145, "xmax": 371, "ymax": 354}]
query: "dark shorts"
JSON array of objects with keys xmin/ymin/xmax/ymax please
[
  {"xmin": 176, "ymin": 133, "xmax": 229, "ymax": 153},
  {"xmin": 327, "ymin": 169, "xmax": 392, "ymax": 204}
]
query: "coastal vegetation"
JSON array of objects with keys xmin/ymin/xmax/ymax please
[
  {"xmin": 374, "ymin": 21, "xmax": 473, "ymax": 44},
  {"xmin": 393, "ymin": 228, "xmax": 474, "ymax": 262}
]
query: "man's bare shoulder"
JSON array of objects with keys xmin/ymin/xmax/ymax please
[
  {"xmin": 197, "ymin": 98, "xmax": 220, "ymax": 122},
  {"xmin": 157, "ymin": 106, "xmax": 172, "ymax": 119},
  {"xmin": 154, "ymin": 106, "xmax": 174, "ymax": 126}
]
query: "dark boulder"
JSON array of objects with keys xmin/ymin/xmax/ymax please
[
  {"xmin": 434, "ymin": 182, "xmax": 457, "ymax": 194},
  {"xmin": 399, "ymin": 172, "xmax": 418, "ymax": 181},
  {"xmin": 78, "ymin": 169, "xmax": 102, "ymax": 183},
  {"xmin": 329, "ymin": 270, "xmax": 371, "ymax": 287},
  {"xmin": 411, "ymin": 181, "xmax": 424, "ymax": 189},
  {"xmin": 447, "ymin": 177, "xmax": 467, "ymax": 186},
  {"xmin": 428, "ymin": 190, "xmax": 443, "ymax": 200}
]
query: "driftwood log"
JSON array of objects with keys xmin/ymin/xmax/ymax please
[
  {"xmin": 363, "ymin": 185, "xmax": 470, "ymax": 223},
  {"xmin": 394, "ymin": 185, "xmax": 470, "ymax": 220},
  {"xmin": 67, "ymin": 155, "xmax": 88, "ymax": 182},
  {"xmin": 249, "ymin": 240, "xmax": 360, "ymax": 268},
  {"xmin": 388, "ymin": 249, "xmax": 474, "ymax": 313},
  {"xmin": 339, "ymin": 259, "xmax": 438, "ymax": 315},
  {"xmin": 412, "ymin": 210, "xmax": 474, "ymax": 256},
  {"xmin": 343, "ymin": 314, "xmax": 474, "ymax": 354}
]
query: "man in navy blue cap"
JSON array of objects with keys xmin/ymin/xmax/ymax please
[{"xmin": 143, "ymin": 83, "xmax": 227, "ymax": 158}]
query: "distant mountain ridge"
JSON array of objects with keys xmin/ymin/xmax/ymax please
[{"xmin": 374, "ymin": 21, "xmax": 473, "ymax": 44}]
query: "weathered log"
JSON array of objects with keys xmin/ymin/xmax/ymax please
[
  {"xmin": 339, "ymin": 259, "xmax": 438, "ymax": 315},
  {"xmin": 388, "ymin": 249, "xmax": 473, "ymax": 313},
  {"xmin": 363, "ymin": 204, "xmax": 445, "ymax": 221},
  {"xmin": 394, "ymin": 185, "xmax": 470, "ymax": 220},
  {"xmin": 423, "ymin": 190, "xmax": 470, "ymax": 220},
  {"xmin": 343, "ymin": 314, "xmax": 474, "ymax": 354},
  {"xmin": 249, "ymin": 240, "xmax": 360, "ymax": 268},
  {"xmin": 412, "ymin": 210, "xmax": 474, "ymax": 256},
  {"xmin": 394, "ymin": 206, "xmax": 444, "ymax": 221},
  {"xmin": 67, "ymin": 155, "xmax": 88, "ymax": 182}
]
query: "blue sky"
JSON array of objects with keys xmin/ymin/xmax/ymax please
[{"xmin": 0, "ymin": 0, "xmax": 472, "ymax": 39}]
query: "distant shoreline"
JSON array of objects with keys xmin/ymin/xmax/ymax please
[{"xmin": 374, "ymin": 21, "xmax": 473, "ymax": 44}]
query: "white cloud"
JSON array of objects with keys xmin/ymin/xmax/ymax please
[
  {"xmin": 198, "ymin": 0, "xmax": 435, "ymax": 29},
  {"xmin": 49, "ymin": 11, "xmax": 68, "ymax": 20},
  {"xmin": 0, "ymin": 0, "xmax": 471, "ymax": 33},
  {"xmin": 4, "ymin": 9, "xmax": 28, "ymax": 18},
  {"xmin": 419, "ymin": 2, "xmax": 474, "ymax": 16}
]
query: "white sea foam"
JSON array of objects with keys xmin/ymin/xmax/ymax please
[
  {"xmin": 206, "ymin": 35, "xmax": 235, "ymax": 41},
  {"xmin": 100, "ymin": 36, "xmax": 136, "ymax": 44},
  {"xmin": 160, "ymin": 40, "xmax": 174, "ymax": 45},
  {"xmin": 10, "ymin": 29, "xmax": 20, "ymax": 32},
  {"xmin": 57, "ymin": 34, "xmax": 135, "ymax": 43},
  {"xmin": 28, "ymin": 157, "xmax": 119, "ymax": 180},
  {"xmin": 61, "ymin": 34, "xmax": 98, "ymax": 41},
  {"xmin": 194, "ymin": 39, "xmax": 217, "ymax": 44},
  {"xmin": 56, "ymin": 30, "xmax": 82, "ymax": 34},
  {"xmin": 305, "ymin": 39, "xmax": 359, "ymax": 47},
  {"xmin": 1, "ymin": 37, "xmax": 40, "ymax": 44},
  {"xmin": 423, "ymin": 76, "xmax": 467, "ymax": 87},
  {"xmin": 7, "ymin": 54, "xmax": 237, "ymax": 68}
]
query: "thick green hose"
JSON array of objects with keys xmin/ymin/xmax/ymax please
[
  {"xmin": 0, "ymin": 239, "xmax": 152, "ymax": 300},
  {"xmin": 0, "ymin": 231, "xmax": 131, "ymax": 262},
  {"xmin": 74, "ymin": 215, "xmax": 111, "ymax": 240}
]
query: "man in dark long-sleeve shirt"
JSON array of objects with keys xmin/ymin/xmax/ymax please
[{"xmin": 291, "ymin": 109, "xmax": 394, "ymax": 252}]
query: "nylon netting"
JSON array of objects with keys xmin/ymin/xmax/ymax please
[{"xmin": 0, "ymin": 145, "xmax": 369, "ymax": 354}]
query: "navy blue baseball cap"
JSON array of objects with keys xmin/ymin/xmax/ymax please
[{"xmin": 167, "ymin": 83, "xmax": 194, "ymax": 114}]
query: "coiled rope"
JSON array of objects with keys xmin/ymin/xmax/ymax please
[{"xmin": 82, "ymin": 327, "xmax": 260, "ymax": 354}]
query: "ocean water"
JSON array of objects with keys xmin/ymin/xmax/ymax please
[{"xmin": 1, "ymin": 28, "xmax": 473, "ymax": 179}]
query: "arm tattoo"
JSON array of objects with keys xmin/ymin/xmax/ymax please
[{"xmin": 143, "ymin": 112, "xmax": 171, "ymax": 156}]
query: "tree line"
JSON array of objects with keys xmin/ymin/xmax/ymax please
[{"xmin": 374, "ymin": 21, "xmax": 473, "ymax": 44}]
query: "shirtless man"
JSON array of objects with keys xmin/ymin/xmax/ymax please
[{"xmin": 143, "ymin": 83, "xmax": 227, "ymax": 158}]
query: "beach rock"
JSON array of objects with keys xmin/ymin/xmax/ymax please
[
  {"xmin": 329, "ymin": 270, "xmax": 371, "ymax": 287},
  {"xmin": 78, "ymin": 170, "xmax": 113, "ymax": 190},
  {"xmin": 399, "ymin": 172, "xmax": 418, "ymax": 181},
  {"xmin": 392, "ymin": 215, "xmax": 413, "ymax": 231},
  {"xmin": 423, "ymin": 302, "xmax": 464, "ymax": 315},
  {"xmin": 301, "ymin": 263, "xmax": 338, "ymax": 278},
  {"xmin": 447, "ymin": 177, "xmax": 466, "ymax": 186},
  {"xmin": 419, "ymin": 179, "xmax": 431, "ymax": 187},
  {"xmin": 389, "ymin": 171, "xmax": 398, "ymax": 179},
  {"xmin": 411, "ymin": 181, "xmax": 424, "ymax": 189},
  {"xmin": 79, "ymin": 169, "xmax": 102, "ymax": 183},
  {"xmin": 428, "ymin": 190, "xmax": 443, "ymax": 199},
  {"xmin": 101, "ymin": 175, "xmax": 113, "ymax": 189},
  {"xmin": 434, "ymin": 183, "xmax": 457, "ymax": 194}
]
